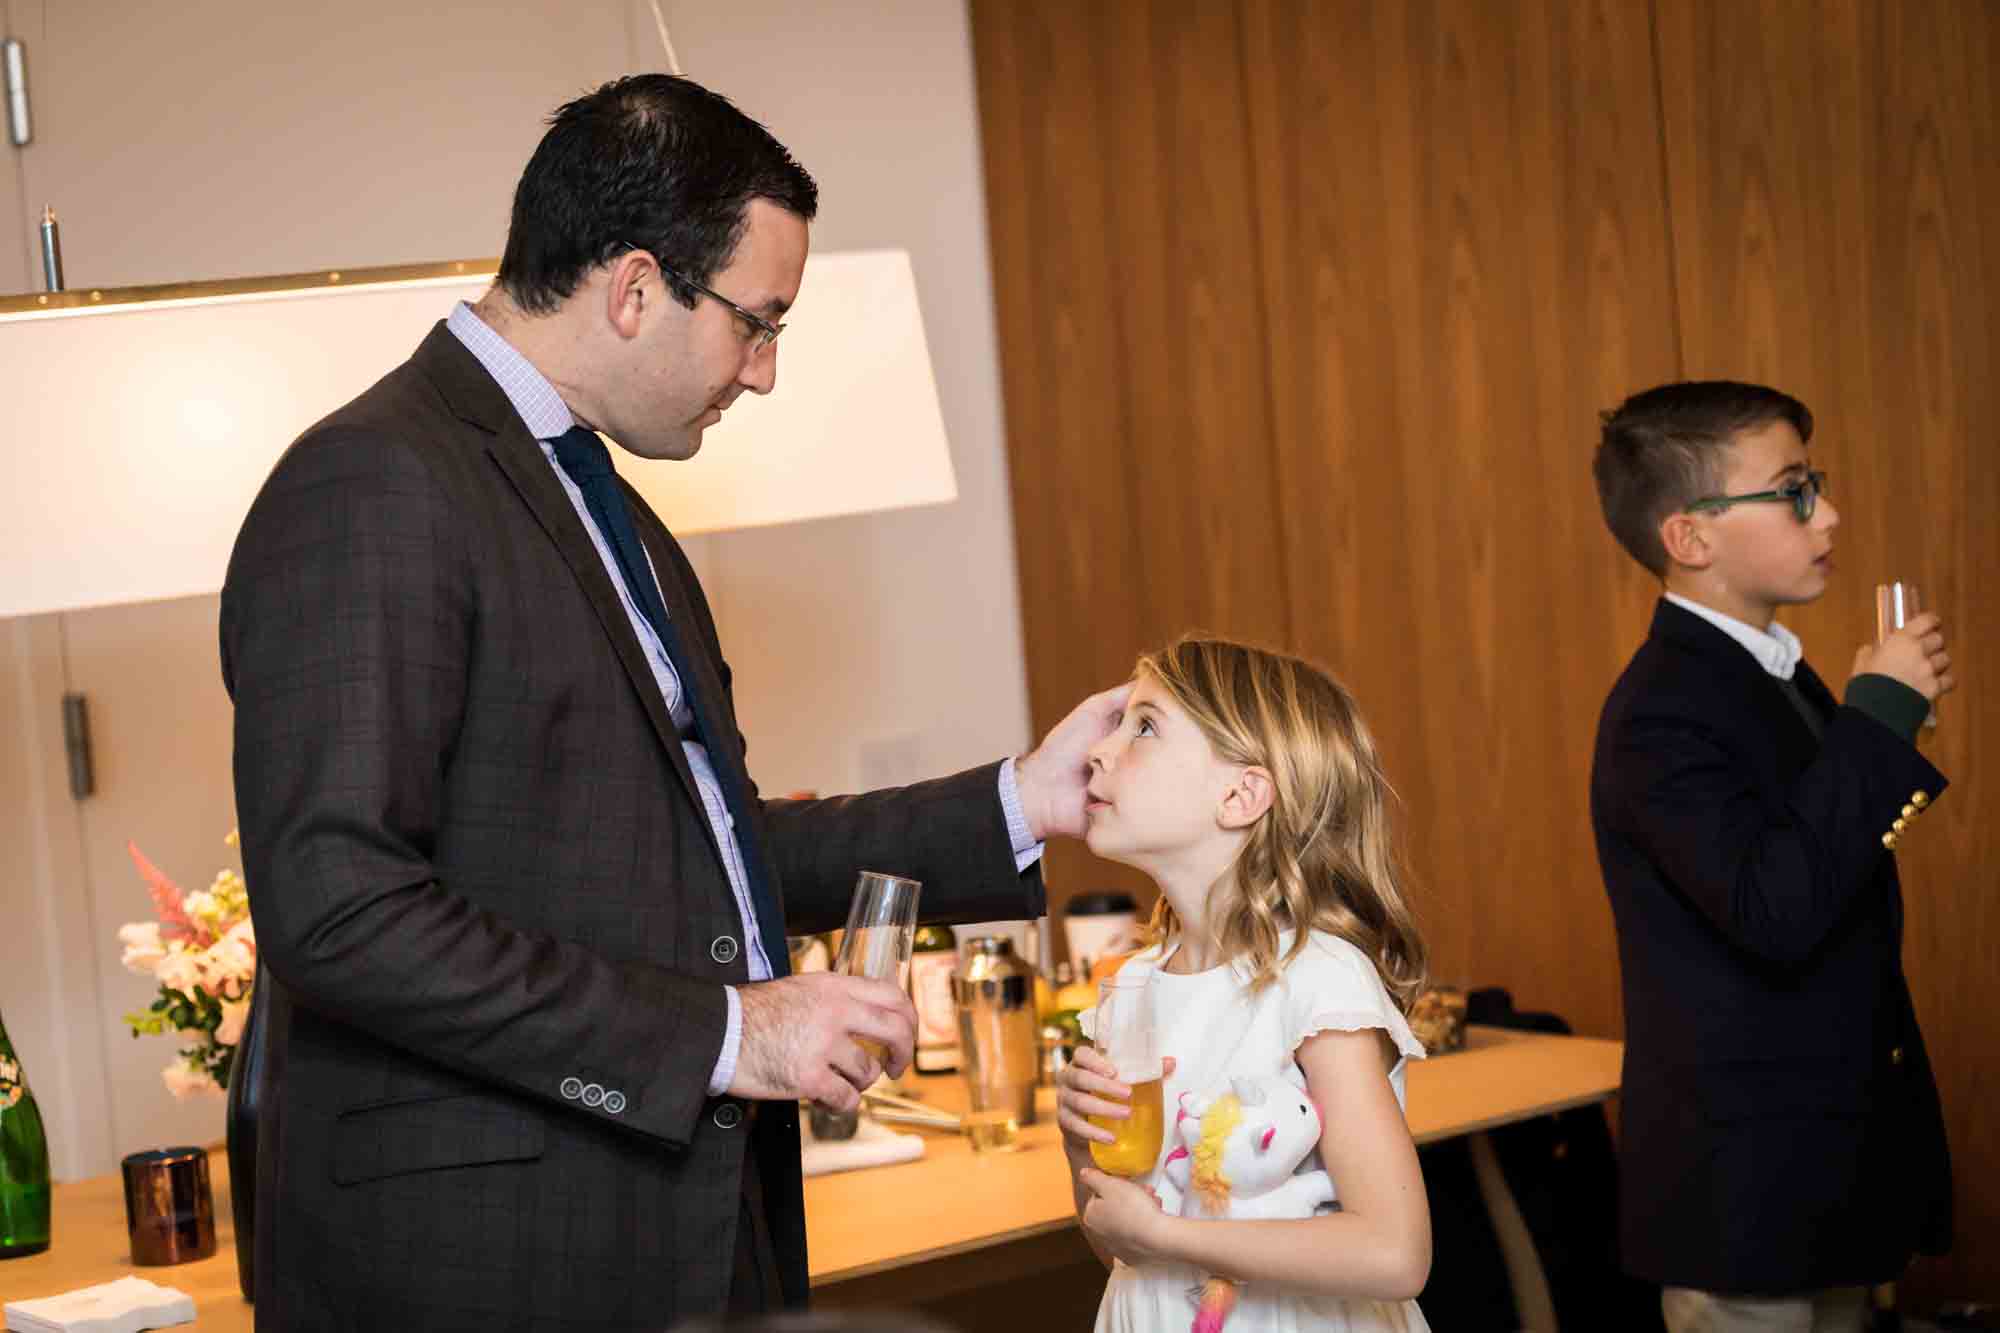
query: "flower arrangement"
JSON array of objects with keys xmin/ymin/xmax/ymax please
[{"xmin": 118, "ymin": 830, "xmax": 256, "ymax": 1098}]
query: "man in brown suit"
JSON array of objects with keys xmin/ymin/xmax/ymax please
[{"xmin": 221, "ymin": 74, "xmax": 1120, "ymax": 1331}]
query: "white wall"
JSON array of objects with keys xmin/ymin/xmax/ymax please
[
  {"xmin": 0, "ymin": 0, "xmax": 1034, "ymax": 1179},
  {"xmin": 651, "ymin": 0, "xmax": 1034, "ymax": 797}
]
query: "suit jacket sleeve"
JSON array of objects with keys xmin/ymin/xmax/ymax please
[
  {"xmin": 1599, "ymin": 699, "xmax": 1944, "ymax": 967},
  {"xmin": 222, "ymin": 426, "xmax": 728, "ymax": 1149}
]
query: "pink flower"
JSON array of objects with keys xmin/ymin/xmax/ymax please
[{"xmin": 127, "ymin": 842, "xmax": 200, "ymax": 944}]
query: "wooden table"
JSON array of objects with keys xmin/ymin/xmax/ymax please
[{"xmin": 1, "ymin": 1027, "xmax": 1621, "ymax": 1329}]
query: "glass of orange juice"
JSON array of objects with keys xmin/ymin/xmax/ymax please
[{"xmin": 1087, "ymin": 970, "xmax": 1164, "ymax": 1178}]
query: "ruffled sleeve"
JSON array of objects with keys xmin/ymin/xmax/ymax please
[{"xmin": 1281, "ymin": 932, "xmax": 1427, "ymax": 1065}]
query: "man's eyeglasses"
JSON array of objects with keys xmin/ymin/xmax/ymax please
[
  {"xmin": 619, "ymin": 243, "xmax": 785, "ymax": 350},
  {"xmin": 1684, "ymin": 469, "xmax": 1828, "ymax": 524}
]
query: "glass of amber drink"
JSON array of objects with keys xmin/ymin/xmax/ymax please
[
  {"xmin": 835, "ymin": 871, "xmax": 922, "ymax": 1067},
  {"xmin": 1087, "ymin": 970, "xmax": 1164, "ymax": 1178}
]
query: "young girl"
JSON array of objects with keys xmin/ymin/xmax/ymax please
[{"xmin": 1056, "ymin": 637, "xmax": 1432, "ymax": 1332}]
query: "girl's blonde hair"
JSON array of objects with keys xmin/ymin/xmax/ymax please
[{"xmin": 1135, "ymin": 636, "xmax": 1427, "ymax": 1011}]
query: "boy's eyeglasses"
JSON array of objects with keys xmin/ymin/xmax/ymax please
[
  {"xmin": 1683, "ymin": 469, "xmax": 1828, "ymax": 524},
  {"xmin": 617, "ymin": 242, "xmax": 785, "ymax": 350}
]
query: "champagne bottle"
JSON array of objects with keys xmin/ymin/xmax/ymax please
[
  {"xmin": 909, "ymin": 924, "xmax": 960, "ymax": 1073},
  {"xmin": 0, "ymin": 1009, "xmax": 51, "ymax": 1258}
]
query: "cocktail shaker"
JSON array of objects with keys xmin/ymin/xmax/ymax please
[{"xmin": 954, "ymin": 936, "xmax": 1039, "ymax": 1124}]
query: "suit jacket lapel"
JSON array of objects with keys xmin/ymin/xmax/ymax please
[
  {"xmin": 633, "ymin": 508, "xmax": 790, "ymax": 970},
  {"xmin": 410, "ymin": 325, "xmax": 712, "ymax": 832},
  {"xmin": 1793, "ymin": 659, "xmax": 1838, "ymax": 716},
  {"xmin": 637, "ymin": 515, "xmax": 777, "ymax": 856},
  {"xmin": 642, "ymin": 527, "xmax": 743, "ymax": 782},
  {"xmin": 1653, "ymin": 600, "xmax": 1826, "ymax": 754}
]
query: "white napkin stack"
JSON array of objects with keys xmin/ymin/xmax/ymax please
[
  {"xmin": 799, "ymin": 1113, "xmax": 925, "ymax": 1177},
  {"xmin": 3, "ymin": 1276, "xmax": 195, "ymax": 1333}
]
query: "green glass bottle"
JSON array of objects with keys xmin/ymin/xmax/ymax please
[
  {"xmin": 909, "ymin": 924, "xmax": 960, "ymax": 1073},
  {"xmin": 0, "ymin": 1008, "xmax": 51, "ymax": 1258}
]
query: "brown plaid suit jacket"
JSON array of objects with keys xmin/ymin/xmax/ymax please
[{"xmin": 221, "ymin": 324, "xmax": 1040, "ymax": 1331}]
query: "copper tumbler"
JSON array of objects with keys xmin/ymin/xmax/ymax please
[{"xmin": 121, "ymin": 1146, "xmax": 217, "ymax": 1265}]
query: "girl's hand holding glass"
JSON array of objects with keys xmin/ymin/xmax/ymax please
[
  {"xmin": 1056, "ymin": 1048, "xmax": 1177, "ymax": 1166},
  {"xmin": 1080, "ymin": 970, "xmax": 1167, "ymax": 1178},
  {"xmin": 1075, "ymin": 1165, "xmax": 1174, "ymax": 1267}
]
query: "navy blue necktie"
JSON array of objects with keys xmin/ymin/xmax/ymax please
[{"xmin": 547, "ymin": 426, "xmax": 790, "ymax": 977}]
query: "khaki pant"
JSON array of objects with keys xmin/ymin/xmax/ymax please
[{"xmin": 1662, "ymin": 1286, "xmax": 1869, "ymax": 1333}]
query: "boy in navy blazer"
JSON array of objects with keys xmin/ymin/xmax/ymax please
[{"xmin": 1589, "ymin": 382, "xmax": 1958, "ymax": 1333}]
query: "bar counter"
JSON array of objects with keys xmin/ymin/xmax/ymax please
[{"xmin": 0, "ymin": 1027, "xmax": 1620, "ymax": 1329}]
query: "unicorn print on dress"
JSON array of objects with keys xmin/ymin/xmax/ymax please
[{"xmin": 1161, "ymin": 1067, "xmax": 1335, "ymax": 1333}]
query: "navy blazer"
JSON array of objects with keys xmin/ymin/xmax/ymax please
[{"xmin": 1591, "ymin": 599, "xmax": 1951, "ymax": 1294}]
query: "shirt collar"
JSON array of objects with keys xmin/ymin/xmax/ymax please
[
  {"xmin": 445, "ymin": 300, "xmax": 576, "ymax": 441},
  {"xmin": 1664, "ymin": 592, "xmax": 1803, "ymax": 680}
]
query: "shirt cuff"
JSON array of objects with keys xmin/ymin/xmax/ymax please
[
  {"xmin": 999, "ymin": 755, "xmax": 1045, "ymax": 873},
  {"xmin": 1844, "ymin": 673, "xmax": 1930, "ymax": 743},
  {"xmin": 707, "ymin": 985, "xmax": 742, "ymax": 1097}
]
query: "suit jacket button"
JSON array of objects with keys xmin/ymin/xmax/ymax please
[
  {"xmin": 1891, "ymin": 1046, "xmax": 1905, "ymax": 1065},
  {"xmin": 711, "ymin": 936, "xmax": 740, "ymax": 965},
  {"xmin": 714, "ymin": 1102, "xmax": 744, "ymax": 1130},
  {"xmin": 1892, "ymin": 817, "xmax": 1908, "ymax": 834},
  {"xmin": 1911, "ymin": 790, "xmax": 1930, "ymax": 808},
  {"xmin": 560, "ymin": 1076, "xmax": 584, "ymax": 1100},
  {"xmin": 1882, "ymin": 832, "xmax": 1899, "ymax": 850},
  {"xmin": 581, "ymin": 1082, "xmax": 606, "ymax": 1108},
  {"xmin": 604, "ymin": 1091, "xmax": 627, "ymax": 1115}
]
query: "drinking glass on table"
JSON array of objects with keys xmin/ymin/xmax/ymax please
[
  {"xmin": 1875, "ymin": 581, "xmax": 1939, "ymax": 728},
  {"xmin": 833, "ymin": 871, "xmax": 922, "ymax": 1069},
  {"xmin": 1086, "ymin": 969, "xmax": 1165, "ymax": 1178}
]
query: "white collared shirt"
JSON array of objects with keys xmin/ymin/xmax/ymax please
[{"xmin": 1665, "ymin": 592, "xmax": 1803, "ymax": 681}]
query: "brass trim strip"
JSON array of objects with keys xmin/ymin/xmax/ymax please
[{"xmin": 0, "ymin": 257, "xmax": 500, "ymax": 317}]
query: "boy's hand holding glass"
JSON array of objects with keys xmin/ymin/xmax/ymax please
[{"xmin": 1865, "ymin": 583, "xmax": 1952, "ymax": 726}]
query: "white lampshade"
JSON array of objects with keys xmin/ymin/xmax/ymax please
[{"xmin": 0, "ymin": 249, "xmax": 956, "ymax": 619}]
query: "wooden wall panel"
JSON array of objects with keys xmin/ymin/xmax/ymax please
[
  {"xmin": 976, "ymin": 0, "xmax": 1998, "ymax": 1302},
  {"xmin": 1238, "ymin": 0, "xmax": 1677, "ymax": 1041},
  {"xmin": 1656, "ymin": 0, "xmax": 2000, "ymax": 1306},
  {"xmin": 970, "ymin": 2, "xmax": 1293, "ymax": 918}
]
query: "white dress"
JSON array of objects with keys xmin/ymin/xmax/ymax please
[{"xmin": 1084, "ymin": 930, "xmax": 1433, "ymax": 1333}]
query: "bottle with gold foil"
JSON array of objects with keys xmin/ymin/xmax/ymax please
[
  {"xmin": 909, "ymin": 924, "xmax": 960, "ymax": 1073},
  {"xmin": 0, "ymin": 1007, "xmax": 51, "ymax": 1258}
]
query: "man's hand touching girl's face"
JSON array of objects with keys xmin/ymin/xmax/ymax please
[{"xmin": 1015, "ymin": 682, "xmax": 1133, "ymax": 841}]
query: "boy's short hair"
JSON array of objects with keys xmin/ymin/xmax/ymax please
[{"xmin": 1593, "ymin": 380, "xmax": 1814, "ymax": 576}]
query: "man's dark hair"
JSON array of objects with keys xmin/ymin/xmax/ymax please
[
  {"xmin": 497, "ymin": 74, "xmax": 818, "ymax": 315},
  {"xmin": 1592, "ymin": 380, "xmax": 1815, "ymax": 577}
]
